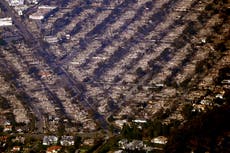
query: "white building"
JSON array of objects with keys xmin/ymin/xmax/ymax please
[
  {"xmin": 43, "ymin": 136, "xmax": 58, "ymax": 145},
  {"xmin": 27, "ymin": 0, "xmax": 38, "ymax": 4},
  {"xmin": 44, "ymin": 36, "xmax": 59, "ymax": 43},
  {"xmin": 0, "ymin": 18, "xmax": 13, "ymax": 26},
  {"xmin": 151, "ymin": 136, "xmax": 168, "ymax": 144},
  {"xmin": 29, "ymin": 14, "xmax": 44, "ymax": 20},
  {"xmin": 8, "ymin": 0, "xmax": 24, "ymax": 6},
  {"xmin": 132, "ymin": 119, "xmax": 147, "ymax": 124},
  {"xmin": 60, "ymin": 136, "xmax": 74, "ymax": 146},
  {"xmin": 29, "ymin": 5, "xmax": 57, "ymax": 20}
]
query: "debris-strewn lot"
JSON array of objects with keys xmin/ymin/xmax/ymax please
[{"xmin": 0, "ymin": 0, "xmax": 229, "ymax": 133}]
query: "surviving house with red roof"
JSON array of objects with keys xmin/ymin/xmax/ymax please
[{"xmin": 46, "ymin": 145, "xmax": 62, "ymax": 153}]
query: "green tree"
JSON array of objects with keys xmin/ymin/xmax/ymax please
[
  {"xmin": 0, "ymin": 39, "xmax": 7, "ymax": 46},
  {"xmin": 121, "ymin": 124, "xmax": 142, "ymax": 140}
]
